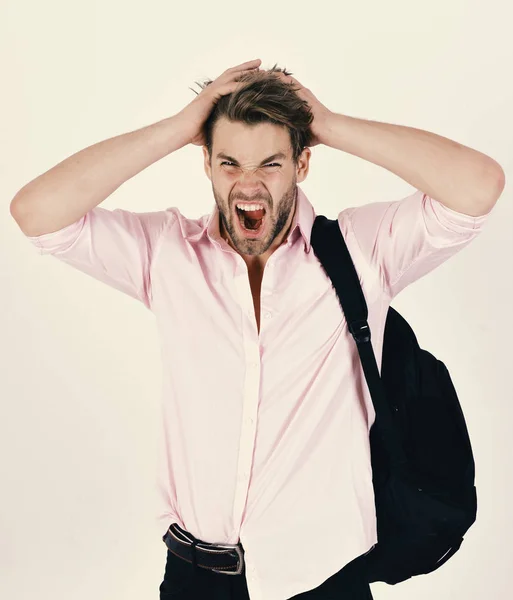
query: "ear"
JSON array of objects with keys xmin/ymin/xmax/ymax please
[
  {"xmin": 296, "ymin": 147, "xmax": 311, "ymax": 184},
  {"xmin": 202, "ymin": 146, "xmax": 212, "ymax": 181}
]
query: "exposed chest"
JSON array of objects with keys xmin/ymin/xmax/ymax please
[{"xmin": 248, "ymin": 272, "xmax": 263, "ymax": 334}]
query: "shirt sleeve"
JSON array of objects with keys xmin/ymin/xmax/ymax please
[
  {"xmin": 339, "ymin": 189, "xmax": 494, "ymax": 300},
  {"xmin": 24, "ymin": 206, "xmax": 172, "ymax": 310}
]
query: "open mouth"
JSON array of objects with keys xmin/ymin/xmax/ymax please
[{"xmin": 234, "ymin": 204, "xmax": 267, "ymax": 236}]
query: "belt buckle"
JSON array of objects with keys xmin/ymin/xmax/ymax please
[{"xmin": 210, "ymin": 543, "xmax": 244, "ymax": 575}]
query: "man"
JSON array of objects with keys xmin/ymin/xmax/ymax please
[{"xmin": 10, "ymin": 60, "xmax": 505, "ymax": 600}]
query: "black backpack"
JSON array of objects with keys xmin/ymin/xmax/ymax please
[{"xmin": 310, "ymin": 215, "xmax": 478, "ymax": 585}]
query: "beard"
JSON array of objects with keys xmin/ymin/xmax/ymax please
[{"xmin": 212, "ymin": 176, "xmax": 298, "ymax": 256}]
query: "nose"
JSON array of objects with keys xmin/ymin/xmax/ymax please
[
  {"xmin": 234, "ymin": 168, "xmax": 266, "ymax": 194},
  {"xmin": 238, "ymin": 167, "xmax": 261, "ymax": 181}
]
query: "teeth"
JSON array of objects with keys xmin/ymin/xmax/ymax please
[{"xmin": 236, "ymin": 203, "xmax": 265, "ymax": 212}]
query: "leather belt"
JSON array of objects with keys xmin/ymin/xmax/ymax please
[{"xmin": 162, "ymin": 523, "xmax": 245, "ymax": 575}]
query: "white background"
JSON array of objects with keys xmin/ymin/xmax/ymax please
[{"xmin": 1, "ymin": 0, "xmax": 512, "ymax": 598}]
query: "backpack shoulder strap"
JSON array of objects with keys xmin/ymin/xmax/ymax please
[{"xmin": 310, "ymin": 215, "xmax": 407, "ymax": 472}]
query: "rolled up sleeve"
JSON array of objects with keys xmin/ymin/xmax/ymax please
[
  {"xmin": 340, "ymin": 189, "xmax": 494, "ymax": 300},
  {"xmin": 24, "ymin": 206, "xmax": 172, "ymax": 310}
]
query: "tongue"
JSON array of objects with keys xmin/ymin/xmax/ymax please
[
  {"xmin": 244, "ymin": 208, "xmax": 265, "ymax": 220},
  {"xmin": 241, "ymin": 208, "xmax": 266, "ymax": 231}
]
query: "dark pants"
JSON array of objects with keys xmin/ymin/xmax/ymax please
[{"xmin": 159, "ymin": 546, "xmax": 374, "ymax": 599}]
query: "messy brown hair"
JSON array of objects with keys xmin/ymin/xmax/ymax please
[{"xmin": 190, "ymin": 64, "xmax": 314, "ymax": 165}]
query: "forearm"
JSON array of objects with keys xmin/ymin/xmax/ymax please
[
  {"xmin": 322, "ymin": 113, "xmax": 505, "ymax": 216},
  {"xmin": 10, "ymin": 114, "xmax": 192, "ymax": 236}
]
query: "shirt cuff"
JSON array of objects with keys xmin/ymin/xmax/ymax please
[
  {"xmin": 25, "ymin": 215, "xmax": 86, "ymax": 255},
  {"xmin": 426, "ymin": 194, "xmax": 493, "ymax": 234}
]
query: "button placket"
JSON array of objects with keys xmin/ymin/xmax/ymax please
[
  {"xmin": 232, "ymin": 341, "xmax": 260, "ymax": 526},
  {"xmin": 232, "ymin": 267, "xmax": 263, "ymax": 527}
]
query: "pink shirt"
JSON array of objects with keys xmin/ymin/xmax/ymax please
[{"xmin": 25, "ymin": 186, "xmax": 491, "ymax": 600}]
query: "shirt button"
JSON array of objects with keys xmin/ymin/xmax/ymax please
[{"xmin": 263, "ymin": 311, "xmax": 271, "ymax": 319}]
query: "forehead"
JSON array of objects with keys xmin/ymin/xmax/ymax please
[{"xmin": 212, "ymin": 117, "xmax": 291, "ymax": 161}]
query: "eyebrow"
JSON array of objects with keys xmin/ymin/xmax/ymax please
[{"xmin": 216, "ymin": 152, "xmax": 287, "ymax": 165}]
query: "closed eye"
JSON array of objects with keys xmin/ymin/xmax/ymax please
[{"xmin": 220, "ymin": 161, "xmax": 282, "ymax": 168}]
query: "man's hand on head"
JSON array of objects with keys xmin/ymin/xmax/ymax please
[{"xmin": 270, "ymin": 70, "xmax": 333, "ymax": 147}]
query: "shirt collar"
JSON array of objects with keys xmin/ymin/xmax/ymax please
[{"xmin": 184, "ymin": 185, "xmax": 315, "ymax": 254}]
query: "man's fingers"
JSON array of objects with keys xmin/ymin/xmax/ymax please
[
  {"xmin": 273, "ymin": 70, "xmax": 299, "ymax": 86},
  {"xmin": 227, "ymin": 59, "xmax": 261, "ymax": 73}
]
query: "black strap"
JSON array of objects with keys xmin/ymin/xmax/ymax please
[{"xmin": 310, "ymin": 215, "xmax": 408, "ymax": 474}]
